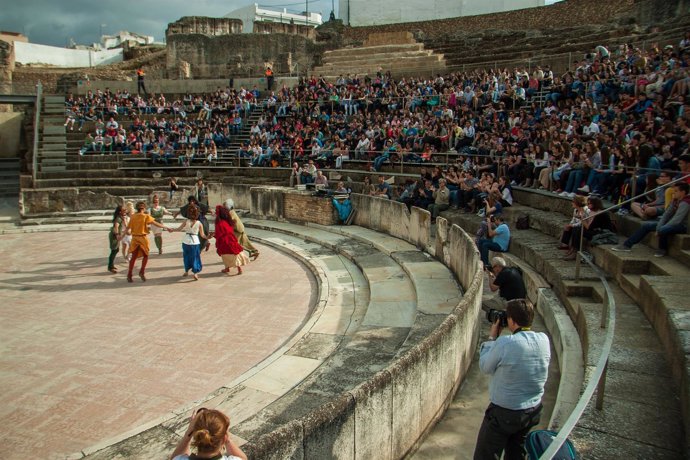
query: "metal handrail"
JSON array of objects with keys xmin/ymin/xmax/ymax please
[
  {"xmin": 32, "ymin": 82, "xmax": 43, "ymax": 187},
  {"xmin": 540, "ymin": 254, "xmax": 616, "ymax": 459},
  {"xmin": 543, "ymin": 173, "xmax": 690, "ymax": 459}
]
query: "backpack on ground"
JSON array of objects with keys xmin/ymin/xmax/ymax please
[{"xmin": 525, "ymin": 429, "xmax": 580, "ymax": 460}]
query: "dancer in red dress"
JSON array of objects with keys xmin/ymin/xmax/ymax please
[{"xmin": 212, "ymin": 205, "xmax": 250, "ymax": 275}]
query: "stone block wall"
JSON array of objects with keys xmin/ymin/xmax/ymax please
[
  {"xmin": 166, "ymin": 16, "xmax": 243, "ymax": 37},
  {"xmin": 254, "ymin": 22, "xmax": 316, "ymax": 40},
  {"xmin": 283, "ymin": 191, "xmax": 337, "ymax": 225},
  {"xmin": 166, "ymin": 33, "xmax": 333, "ymax": 78},
  {"xmin": 0, "ymin": 39, "xmax": 14, "ymax": 113}
]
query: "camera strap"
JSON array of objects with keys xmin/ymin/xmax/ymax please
[{"xmin": 513, "ymin": 327, "xmax": 531, "ymax": 334}]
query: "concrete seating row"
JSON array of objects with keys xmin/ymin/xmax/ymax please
[{"xmin": 441, "ymin": 189, "xmax": 688, "ymax": 457}]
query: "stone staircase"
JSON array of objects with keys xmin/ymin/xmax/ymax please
[
  {"xmin": 0, "ymin": 158, "xmax": 20, "ymax": 197},
  {"xmin": 313, "ymin": 32, "xmax": 446, "ymax": 78},
  {"xmin": 217, "ymin": 100, "xmax": 267, "ymax": 165},
  {"xmin": 38, "ymin": 95, "xmax": 68, "ymax": 173},
  {"xmin": 436, "ymin": 191, "xmax": 686, "ymax": 458}
]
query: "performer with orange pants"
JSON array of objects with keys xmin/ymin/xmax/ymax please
[{"xmin": 125, "ymin": 201, "xmax": 170, "ymax": 282}]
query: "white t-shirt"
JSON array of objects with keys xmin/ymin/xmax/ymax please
[{"xmin": 181, "ymin": 220, "xmax": 202, "ymax": 245}]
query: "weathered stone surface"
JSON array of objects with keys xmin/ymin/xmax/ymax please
[
  {"xmin": 166, "ymin": 33, "xmax": 334, "ymax": 79},
  {"xmin": 166, "ymin": 16, "xmax": 243, "ymax": 37},
  {"xmin": 20, "ymin": 188, "xmax": 121, "ymax": 214}
]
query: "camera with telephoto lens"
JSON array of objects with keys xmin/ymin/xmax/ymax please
[{"xmin": 486, "ymin": 308, "xmax": 508, "ymax": 327}]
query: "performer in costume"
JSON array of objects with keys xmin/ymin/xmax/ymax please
[
  {"xmin": 126, "ymin": 201, "xmax": 170, "ymax": 282},
  {"xmin": 172, "ymin": 203, "xmax": 206, "ymax": 281},
  {"xmin": 107, "ymin": 205, "xmax": 125, "ymax": 273},
  {"xmin": 175, "ymin": 196, "xmax": 211, "ymax": 252},
  {"xmin": 224, "ymin": 198, "xmax": 260, "ymax": 260},
  {"xmin": 149, "ymin": 194, "xmax": 172, "ymax": 254},
  {"xmin": 212, "ymin": 205, "xmax": 250, "ymax": 275},
  {"xmin": 121, "ymin": 201, "xmax": 134, "ymax": 261}
]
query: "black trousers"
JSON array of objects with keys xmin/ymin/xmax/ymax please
[{"xmin": 473, "ymin": 403, "xmax": 542, "ymax": 460}]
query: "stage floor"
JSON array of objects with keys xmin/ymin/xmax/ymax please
[{"xmin": 0, "ymin": 230, "xmax": 316, "ymax": 459}]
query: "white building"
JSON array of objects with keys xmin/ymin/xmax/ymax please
[
  {"xmin": 98, "ymin": 31, "xmax": 155, "ymax": 50},
  {"xmin": 339, "ymin": 0, "xmax": 545, "ymax": 26},
  {"xmin": 225, "ymin": 3, "xmax": 323, "ymax": 33}
]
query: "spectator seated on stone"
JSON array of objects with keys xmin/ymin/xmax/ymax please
[
  {"xmin": 475, "ymin": 192, "xmax": 504, "ymax": 242},
  {"xmin": 428, "ymin": 178, "xmax": 451, "ymax": 220},
  {"xmin": 301, "ymin": 160, "xmax": 317, "ymax": 184},
  {"xmin": 478, "ymin": 214, "xmax": 511, "ymax": 270},
  {"xmin": 630, "ymin": 172, "xmax": 672, "ymax": 220},
  {"xmin": 563, "ymin": 195, "xmax": 615, "ymax": 260},
  {"xmin": 612, "ymin": 182, "xmax": 690, "ymax": 257},
  {"xmin": 372, "ymin": 175, "xmax": 392, "ymax": 199}
]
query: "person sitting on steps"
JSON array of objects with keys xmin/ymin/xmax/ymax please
[{"xmin": 612, "ymin": 182, "xmax": 690, "ymax": 257}]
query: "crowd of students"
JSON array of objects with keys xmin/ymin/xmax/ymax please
[{"xmin": 71, "ymin": 33, "xmax": 690, "ymax": 222}]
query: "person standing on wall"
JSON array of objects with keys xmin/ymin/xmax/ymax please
[
  {"xmin": 265, "ymin": 66, "xmax": 274, "ymax": 91},
  {"xmin": 136, "ymin": 68, "xmax": 147, "ymax": 96},
  {"xmin": 473, "ymin": 299, "xmax": 551, "ymax": 460}
]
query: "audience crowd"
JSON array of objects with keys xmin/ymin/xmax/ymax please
[{"xmin": 70, "ymin": 36, "xmax": 690, "ymax": 229}]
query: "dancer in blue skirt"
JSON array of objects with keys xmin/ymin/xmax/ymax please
[{"xmin": 172, "ymin": 203, "xmax": 207, "ymax": 280}]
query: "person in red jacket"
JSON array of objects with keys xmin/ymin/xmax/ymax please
[{"xmin": 211, "ymin": 205, "xmax": 250, "ymax": 275}]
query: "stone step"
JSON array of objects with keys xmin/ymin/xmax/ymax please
[
  {"xmin": 320, "ymin": 50, "xmax": 439, "ymax": 66},
  {"xmin": 39, "ymin": 159, "xmax": 67, "ymax": 167},
  {"xmin": 0, "ymin": 159, "xmax": 20, "ymax": 171},
  {"xmin": 42, "ymin": 125, "xmax": 66, "ymax": 135},
  {"xmin": 40, "ymin": 143, "xmax": 67, "ymax": 151},
  {"xmin": 312, "ymin": 63, "xmax": 447, "ymax": 78},
  {"xmin": 44, "ymin": 95, "xmax": 65, "ymax": 104},
  {"xmin": 317, "ymin": 54, "xmax": 444, "ymax": 69},
  {"xmin": 41, "ymin": 135, "xmax": 67, "ymax": 143},
  {"xmin": 322, "ymin": 43, "xmax": 425, "ymax": 59},
  {"xmin": 38, "ymin": 150, "xmax": 67, "ymax": 159},
  {"xmin": 39, "ymin": 165, "xmax": 67, "ymax": 172}
]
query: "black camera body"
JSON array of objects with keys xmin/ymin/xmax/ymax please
[{"xmin": 486, "ymin": 308, "xmax": 508, "ymax": 327}]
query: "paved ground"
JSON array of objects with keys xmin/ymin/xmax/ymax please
[{"xmin": 0, "ymin": 229, "xmax": 316, "ymax": 459}]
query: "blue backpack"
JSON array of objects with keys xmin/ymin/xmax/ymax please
[{"xmin": 525, "ymin": 429, "xmax": 580, "ymax": 460}]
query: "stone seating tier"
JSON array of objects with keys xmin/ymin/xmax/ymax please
[
  {"xmin": 320, "ymin": 43, "xmax": 428, "ymax": 59},
  {"xmin": 440, "ymin": 195, "xmax": 686, "ymax": 458},
  {"xmin": 424, "ymin": 16, "xmax": 690, "ymax": 71},
  {"xmin": 312, "ymin": 42, "xmax": 446, "ymax": 78}
]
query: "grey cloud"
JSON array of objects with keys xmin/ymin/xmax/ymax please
[{"xmin": 0, "ymin": 0, "xmax": 336, "ymax": 47}]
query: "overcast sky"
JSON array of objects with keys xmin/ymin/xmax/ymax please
[
  {"xmin": 0, "ymin": 0, "xmax": 338, "ymax": 47},
  {"xmin": 1, "ymin": 0, "xmax": 561, "ymax": 48}
]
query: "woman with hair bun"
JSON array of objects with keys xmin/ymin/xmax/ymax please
[
  {"xmin": 170, "ymin": 408, "xmax": 247, "ymax": 460},
  {"xmin": 212, "ymin": 205, "xmax": 250, "ymax": 275},
  {"xmin": 172, "ymin": 203, "xmax": 207, "ymax": 280}
]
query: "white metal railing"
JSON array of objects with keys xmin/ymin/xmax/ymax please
[
  {"xmin": 32, "ymin": 82, "xmax": 43, "ymax": 186},
  {"xmin": 544, "ymin": 174, "xmax": 690, "ymax": 458}
]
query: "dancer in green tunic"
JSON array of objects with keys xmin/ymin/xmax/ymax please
[
  {"xmin": 108, "ymin": 205, "xmax": 125, "ymax": 273},
  {"xmin": 149, "ymin": 194, "xmax": 172, "ymax": 254}
]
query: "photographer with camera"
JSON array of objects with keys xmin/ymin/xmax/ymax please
[
  {"xmin": 474, "ymin": 299, "xmax": 551, "ymax": 460},
  {"xmin": 483, "ymin": 256, "xmax": 527, "ymax": 312}
]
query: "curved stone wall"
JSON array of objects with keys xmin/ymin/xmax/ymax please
[{"xmin": 240, "ymin": 186, "xmax": 483, "ymax": 458}]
